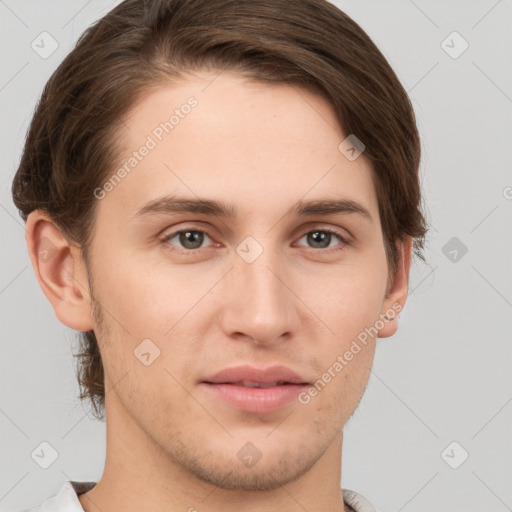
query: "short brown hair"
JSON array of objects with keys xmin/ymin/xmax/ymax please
[{"xmin": 12, "ymin": 0, "xmax": 429, "ymax": 420}]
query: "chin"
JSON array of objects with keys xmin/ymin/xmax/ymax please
[{"xmin": 190, "ymin": 453, "xmax": 317, "ymax": 491}]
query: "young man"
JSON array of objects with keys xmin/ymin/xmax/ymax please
[{"xmin": 13, "ymin": 0, "xmax": 428, "ymax": 511}]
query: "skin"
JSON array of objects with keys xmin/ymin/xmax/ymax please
[{"xmin": 26, "ymin": 70, "xmax": 412, "ymax": 512}]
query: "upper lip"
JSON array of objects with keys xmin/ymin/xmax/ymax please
[{"xmin": 202, "ymin": 365, "xmax": 309, "ymax": 385}]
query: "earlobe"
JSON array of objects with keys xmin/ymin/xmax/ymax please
[
  {"xmin": 25, "ymin": 210, "xmax": 94, "ymax": 332},
  {"xmin": 377, "ymin": 237, "xmax": 413, "ymax": 339}
]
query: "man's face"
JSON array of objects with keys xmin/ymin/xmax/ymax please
[{"xmin": 86, "ymin": 70, "xmax": 392, "ymax": 489}]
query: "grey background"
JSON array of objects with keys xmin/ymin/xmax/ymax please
[{"xmin": 1, "ymin": 1, "xmax": 511, "ymax": 511}]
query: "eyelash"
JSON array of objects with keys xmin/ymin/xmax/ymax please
[{"xmin": 159, "ymin": 226, "xmax": 349, "ymax": 254}]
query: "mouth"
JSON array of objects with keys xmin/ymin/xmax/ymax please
[
  {"xmin": 204, "ymin": 380, "xmax": 302, "ymax": 388},
  {"xmin": 200, "ymin": 365, "xmax": 310, "ymax": 414}
]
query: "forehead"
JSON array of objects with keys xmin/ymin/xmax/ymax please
[{"xmin": 96, "ymin": 71, "xmax": 379, "ymax": 226}]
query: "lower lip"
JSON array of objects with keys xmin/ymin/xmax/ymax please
[{"xmin": 201, "ymin": 383, "xmax": 308, "ymax": 414}]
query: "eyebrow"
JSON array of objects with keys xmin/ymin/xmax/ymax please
[{"xmin": 131, "ymin": 195, "xmax": 373, "ymax": 223}]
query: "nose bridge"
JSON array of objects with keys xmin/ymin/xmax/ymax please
[
  {"xmin": 222, "ymin": 239, "xmax": 296, "ymax": 344},
  {"xmin": 242, "ymin": 254, "xmax": 283, "ymax": 308}
]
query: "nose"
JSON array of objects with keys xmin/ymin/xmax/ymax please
[{"xmin": 219, "ymin": 245, "xmax": 299, "ymax": 347}]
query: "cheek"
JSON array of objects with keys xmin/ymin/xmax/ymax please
[
  {"xmin": 92, "ymin": 247, "xmax": 216, "ymax": 340},
  {"xmin": 298, "ymin": 340, "xmax": 375, "ymax": 433},
  {"xmin": 300, "ymin": 265, "xmax": 383, "ymax": 406},
  {"xmin": 305, "ymin": 262, "xmax": 386, "ymax": 337},
  {"xmin": 306, "ymin": 329, "xmax": 376, "ymax": 427}
]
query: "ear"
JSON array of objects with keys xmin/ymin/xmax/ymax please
[
  {"xmin": 377, "ymin": 236, "xmax": 413, "ymax": 338},
  {"xmin": 25, "ymin": 210, "xmax": 94, "ymax": 332}
]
